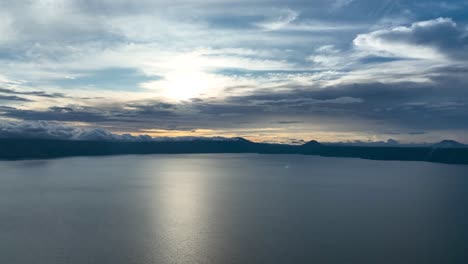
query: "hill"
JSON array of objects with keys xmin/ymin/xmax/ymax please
[{"xmin": 0, "ymin": 138, "xmax": 467, "ymax": 164}]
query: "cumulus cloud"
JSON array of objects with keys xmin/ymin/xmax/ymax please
[{"xmin": 354, "ymin": 17, "xmax": 468, "ymax": 60}]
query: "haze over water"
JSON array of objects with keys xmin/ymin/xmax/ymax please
[{"xmin": 1, "ymin": 154, "xmax": 467, "ymax": 263}]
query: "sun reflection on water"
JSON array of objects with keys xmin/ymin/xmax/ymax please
[{"xmin": 143, "ymin": 157, "xmax": 217, "ymax": 263}]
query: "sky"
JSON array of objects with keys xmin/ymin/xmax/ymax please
[{"xmin": 0, "ymin": 0, "xmax": 468, "ymax": 144}]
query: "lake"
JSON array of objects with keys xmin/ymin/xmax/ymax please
[{"xmin": 0, "ymin": 154, "xmax": 467, "ymax": 263}]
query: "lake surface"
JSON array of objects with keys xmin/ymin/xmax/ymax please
[{"xmin": 0, "ymin": 154, "xmax": 467, "ymax": 264}]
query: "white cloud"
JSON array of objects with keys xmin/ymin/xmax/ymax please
[
  {"xmin": 353, "ymin": 17, "xmax": 466, "ymax": 60},
  {"xmin": 254, "ymin": 8, "xmax": 298, "ymax": 31},
  {"xmin": 308, "ymin": 45, "xmax": 345, "ymax": 68},
  {"xmin": 354, "ymin": 34, "xmax": 444, "ymax": 60}
]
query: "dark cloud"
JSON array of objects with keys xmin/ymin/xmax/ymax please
[
  {"xmin": 0, "ymin": 120, "xmax": 241, "ymax": 142},
  {"xmin": 0, "ymin": 120, "xmax": 128, "ymax": 141},
  {"xmin": 0, "ymin": 87, "xmax": 66, "ymax": 98},
  {"xmin": 354, "ymin": 17, "xmax": 468, "ymax": 59},
  {"xmin": 125, "ymin": 102, "xmax": 176, "ymax": 116},
  {"xmin": 409, "ymin": 131, "xmax": 426, "ymax": 135},
  {"xmin": 1, "ymin": 65, "xmax": 467, "ymax": 139},
  {"xmin": 0, "ymin": 95, "xmax": 32, "ymax": 102},
  {"xmin": 0, "ymin": 102, "xmax": 201, "ymax": 131},
  {"xmin": 2, "ymin": 106, "xmax": 108, "ymax": 123},
  {"xmin": 218, "ymin": 69, "xmax": 468, "ymax": 132},
  {"xmin": 0, "ymin": 83, "xmax": 466, "ymax": 134},
  {"xmin": 275, "ymin": 121, "xmax": 304, "ymax": 124}
]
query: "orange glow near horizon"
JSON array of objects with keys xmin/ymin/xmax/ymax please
[{"xmin": 111, "ymin": 128, "xmax": 390, "ymax": 144}]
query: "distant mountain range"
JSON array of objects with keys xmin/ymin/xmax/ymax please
[
  {"xmin": 431, "ymin": 140, "xmax": 467, "ymax": 149},
  {"xmin": 0, "ymin": 138, "xmax": 467, "ymax": 164},
  {"xmin": 325, "ymin": 139, "xmax": 468, "ymax": 148}
]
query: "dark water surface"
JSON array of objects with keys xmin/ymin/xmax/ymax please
[{"xmin": 1, "ymin": 154, "xmax": 467, "ymax": 263}]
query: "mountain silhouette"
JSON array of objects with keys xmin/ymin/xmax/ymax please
[
  {"xmin": 302, "ymin": 140, "xmax": 322, "ymax": 148},
  {"xmin": 0, "ymin": 138, "xmax": 467, "ymax": 164},
  {"xmin": 432, "ymin": 140, "xmax": 467, "ymax": 149}
]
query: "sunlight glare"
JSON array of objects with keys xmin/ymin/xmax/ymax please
[{"xmin": 143, "ymin": 53, "xmax": 227, "ymax": 101}]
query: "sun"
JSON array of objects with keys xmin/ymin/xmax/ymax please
[
  {"xmin": 141, "ymin": 53, "xmax": 229, "ymax": 101},
  {"xmin": 161, "ymin": 70, "xmax": 212, "ymax": 101}
]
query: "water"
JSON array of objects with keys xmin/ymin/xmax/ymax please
[{"xmin": 0, "ymin": 154, "xmax": 467, "ymax": 264}]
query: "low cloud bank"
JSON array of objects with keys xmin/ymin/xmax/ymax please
[{"xmin": 0, "ymin": 121, "xmax": 238, "ymax": 142}]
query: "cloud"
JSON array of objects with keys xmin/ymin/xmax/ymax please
[
  {"xmin": 408, "ymin": 131, "xmax": 426, "ymax": 135},
  {"xmin": 222, "ymin": 70, "xmax": 468, "ymax": 135},
  {"xmin": 354, "ymin": 17, "xmax": 468, "ymax": 60},
  {"xmin": 249, "ymin": 96, "xmax": 364, "ymax": 106},
  {"xmin": 1, "ymin": 71, "xmax": 467, "ymax": 143},
  {"xmin": 0, "ymin": 87, "xmax": 66, "ymax": 98},
  {"xmin": 3, "ymin": 69, "xmax": 467, "ymax": 133},
  {"xmin": 0, "ymin": 120, "xmax": 125, "ymax": 141},
  {"xmin": 0, "ymin": 120, "xmax": 244, "ymax": 142},
  {"xmin": 263, "ymin": 20, "xmax": 366, "ymax": 32},
  {"xmin": 0, "ymin": 2, "xmax": 467, "ymax": 143},
  {"xmin": 0, "ymin": 95, "xmax": 32, "ymax": 102},
  {"xmin": 275, "ymin": 120, "xmax": 303, "ymax": 124},
  {"xmin": 254, "ymin": 8, "xmax": 298, "ymax": 31}
]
